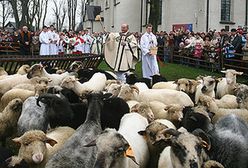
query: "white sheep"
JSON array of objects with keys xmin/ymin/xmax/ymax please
[
  {"xmin": 215, "ymin": 94, "xmax": 239, "ymax": 109},
  {"xmin": 138, "ymin": 119, "xmax": 176, "ymax": 168},
  {"xmin": 134, "ymin": 82, "xmax": 149, "ymax": 92},
  {"xmin": 61, "ymin": 73, "xmax": 107, "ymax": 97},
  {"xmin": 199, "ymin": 95, "xmax": 248, "ymax": 123},
  {"xmin": 130, "ymin": 102, "xmax": 155, "ymax": 122},
  {"xmin": 216, "ymin": 69, "xmax": 243, "ymax": 98},
  {"xmin": 85, "ymin": 113, "xmax": 149, "ymax": 168},
  {"xmin": 8, "ymin": 127, "xmax": 75, "ymax": 168},
  {"xmin": 195, "ymin": 76, "xmax": 216, "ymax": 104},
  {"xmin": 16, "ymin": 64, "xmax": 31, "ymax": 75},
  {"xmin": 105, "ymin": 82, "xmax": 122, "ymax": 97},
  {"xmin": 118, "ymin": 84, "xmax": 139, "ymax": 101},
  {"xmin": 138, "ymin": 89, "xmax": 194, "ymax": 107},
  {"xmin": 152, "ymin": 81, "xmax": 177, "ymax": 90},
  {"xmin": 0, "ymin": 84, "xmax": 48, "ymax": 111},
  {"xmin": 0, "ymin": 98, "xmax": 23, "ymax": 146},
  {"xmin": 27, "ymin": 64, "xmax": 69, "ymax": 86},
  {"xmin": 149, "ymin": 101, "xmax": 184, "ymax": 122}
]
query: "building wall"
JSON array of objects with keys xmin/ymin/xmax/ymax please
[{"xmin": 86, "ymin": 0, "xmax": 248, "ymax": 33}]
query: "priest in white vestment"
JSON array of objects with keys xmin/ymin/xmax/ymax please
[
  {"xmin": 140, "ymin": 24, "xmax": 159, "ymax": 79},
  {"xmin": 104, "ymin": 24, "xmax": 139, "ymax": 82},
  {"xmin": 39, "ymin": 26, "xmax": 50, "ymax": 56},
  {"xmin": 83, "ymin": 29, "xmax": 93, "ymax": 53},
  {"xmin": 48, "ymin": 25, "xmax": 59, "ymax": 55}
]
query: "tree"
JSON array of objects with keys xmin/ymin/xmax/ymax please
[
  {"xmin": 148, "ymin": 0, "xmax": 160, "ymax": 32},
  {"xmin": 52, "ymin": 0, "xmax": 66, "ymax": 31},
  {"xmin": 0, "ymin": 1, "xmax": 12, "ymax": 28},
  {"xmin": 67, "ymin": 0, "xmax": 77, "ymax": 30}
]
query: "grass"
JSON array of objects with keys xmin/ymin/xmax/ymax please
[{"xmin": 99, "ymin": 61, "xmax": 248, "ymax": 84}]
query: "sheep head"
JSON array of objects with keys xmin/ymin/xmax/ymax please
[
  {"xmin": 154, "ymin": 128, "xmax": 210, "ymax": 168},
  {"xmin": 17, "ymin": 64, "xmax": 31, "ymax": 75},
  {"xmin": 27, "ymin": 64, "xmax": 44, "ymax": 79},
  {"xmin": 131, "ymin": 102, "xmax": 154, "ymax": 122},
  {"xmin": 12, "ymin": 130, "xmax": 57, "ymax": 165},
  {"xmin": 174, "ymin": 78, "xmax": 190, "ymax": 93},
  {"xmin": 4, "ymin": 98, "xmax": 23, "ymax": 114},
  {"xmin": 164, "ymin": 104, "xmax": 184, "ymax": 122},
  {"xmin": 84, "ymin": 128, "xmax": 138, "ymax": 167},
  {"xmin": 60, "ymin": 76, "xmax": 78, "ymax": 89},
  {"xmin": 221, "ymin": 69, "xmax": 243, "ymax": 85},
  {"xmin": 201, "ymin": 76, "xmax": 216, "ymax": 94}
]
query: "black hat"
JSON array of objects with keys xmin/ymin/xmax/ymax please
[{"xmin": 231, "ymin": 28, "xmax": 237, "ymax": 32}]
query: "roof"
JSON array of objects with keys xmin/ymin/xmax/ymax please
[
  {"xmin": 5, "ymin": 21, "xmax": 17, "ymax": 28},
  {"xmin": 86, "ymin": 5, "xmax": 101, "ymax": 21}
]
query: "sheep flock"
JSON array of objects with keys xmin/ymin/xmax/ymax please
[{"xmin": 0, "ymin": 62, "xmax": 247, "ymax": 168}]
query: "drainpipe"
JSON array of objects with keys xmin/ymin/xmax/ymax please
[
  {"xmin": 246, "ymin": 0, "xmax": 248, "ymax": 29},
  {"xmin": 206, "ymin": 0, "xmax": 209, "ymax": 32},
  {"xmin": 140, "ymin": 0, "xmax": 143, "ymax": 32}
]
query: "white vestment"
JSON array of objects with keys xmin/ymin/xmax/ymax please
[
  {"xmin": 83, "ymin": 34, "xmax": 93, "ymax": 53},
  {"xmin": 140, "ymin": 32, "xmax": 159, "ymax": 79},
  {"xmin": 39, "ymin": 31, "xmax": 50, "ymax": 55},
  {"xmin": 91, "ymin": 36, "xmax": 102, "ymax": 54},
  {"xmin": 48, "ymin": 30, "xmax": 59, "ymax": 55}
]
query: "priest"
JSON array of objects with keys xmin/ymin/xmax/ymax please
[
  {"xmin": 140, "ymin": 24, "xmax": 159, "ymax": 79},
  {"xmin": 39, "ymin": 26, "xmax": 50, "ymax": 56},
  {"xmin": 104, "ymin": 24, "xmax": 139, "ymax": 82}
]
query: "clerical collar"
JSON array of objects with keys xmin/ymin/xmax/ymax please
[{"xmin": 121, "ymin": 32, "xmax": 128, "ymax": 36}]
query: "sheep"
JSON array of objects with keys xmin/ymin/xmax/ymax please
[
  {"xmin": 149, "ymin": 101, "xmax": 184, "ymax": 124},
  {"xmin": 130, "ymin": 102, "xmax": 155, "ymax": 122},
  {"xmin": 117, "ymin": 84, "xmax": 139, "ymax": 101},
  {"xmin": 85, "ymin": 113, "xmax": 149, "ymax": 168},
  {"xmin": 134, "ymin": 82, "xmax": 149, "ymax": 92},
  {"xmin": 105, "ymin": 83, "xmax": 122, "ymax": 97},
  {"xmin": 0, "ymin": 98, "xmax": 23, "ymax": 146},
  {"xmin": 152, "ymin": 81, "xmax": 177, "ymax": 90},
  {"xmin": 138, "ymin": 119, "xmax": 176, "ymax": 168},
  {"xmin": 0, "ymin": 67, "xmax": 8, "ymax": 76},
  {"xmin": 8, "ymin": 127, "xmax": 75, "ymax": 168},
  {"xmin": 156, "ymin": 127, "xmax": 209, "ymax": 168},
  {"xmin": 27, "ymin": 64, "xmax": 69, "ymax": 86},
  {"xmin": 45, "ymin": 92, "xmax": 105, "ymax": 168},
  {"xmin": 202, "ymin": 160, "xmax": 224, "ymax": 168},
  {"xmin": 199, "ymin": 95, "xmax": 248, "ymax": 123},
  {"xmin": 0, "ymin": 74, "xmax": 38, "ymax": 96},
  {"xmin": 125, "ymin": 73, "xmax": 152, "ymax": 88},
  {"xmin": 60, "ymin": 73, "xmax": 107, "ymax": 97},
  {"xmin": 138, "ymin": 89, "xmax": 194, "ymax": 107},
  {"xmin": 215, "ymin": 94, "xmax": 239, "ymax": 109},
  {"xmin": 17, "ymin": 97, "xmax": 47, "ymax": 135},
  {"xmin": 235, "ymin": 84, "xmax": 248, "ymax": 109},
  {"xmin": 216, "ymin": 69, "xmax": 243, "ymax": 98},
  {"xmin": 195, "ymin": 76, "xmax": 216, "ymax": 104},
  {"xmin": 36, "ymin": 93, "xmax": 87, "ymax": 129},
  {"xmin": 0, "ymin": 84, "xmax": 48, "ymax": 111},
  {"xmin": 193, "ymin": 114, "xmax": 248, "ymax": 168},
  {"xmin": 16, "ymin": 65, "xmax": 31, "ymax": 75},
  {"xmin": 13, "ymin": 77, "xmax": 51, "ymax": 92},
  {"xmin": 181, "ymin": 106, "xmax": 213, "ymax": 132}
]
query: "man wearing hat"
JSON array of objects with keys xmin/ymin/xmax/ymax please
[{"xmin": 230, "ymin": 28, "xmax": 242, "ymax": 54}]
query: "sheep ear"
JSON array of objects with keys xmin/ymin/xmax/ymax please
[
  {"xmin": 138, "ymin": 130, "xmax": 147, "ymax": 136},
  {"xmin": 192, "ymin": 129, "xmax": 211, "ymax": 151},
  {"xmin": 84, "ymin": 139, "xmax": 96, "ymax": 147},
  {"xmin": 124, "ymin": 146, "xmax": 139, "ymax": 165},
  {"xmin": 173, "ymin": 79, "xmax": 178, "ymax": 84},
  {"xmin": 12, "ymin": 137, "xmax": 21, "ymax": 145},
  {"xmin": 235, "ymin": 71, "xmax": 243, "ymax": 75},
  {"xmin": 221, "ymin": 70, "xmax": 227, "ymax": 74},
  {"xmin": 131, "ymin": 104, "xmax": 139, "ymax": 112},
  {"xmin": 45, "ymin": 137, "xmax": 57, "ymax": 147}
]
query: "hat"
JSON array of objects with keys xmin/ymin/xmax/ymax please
[{"xmin": 231, "ymin": 28, "xmax": 237, "ymax": 32}]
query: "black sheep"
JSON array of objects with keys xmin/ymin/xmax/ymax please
[
  {"xmin": 151, "ymin": 74, "xmax": 168, "ymax": 85},
  {"xmin": 125, "ymin": 73, "xmax": 152, "ymax": 88},
  {"xmin": 193, "ymin": 114, "xmax": 248, "ymax": 168},
  {"xmin": 37, "ymin": 94, "xmax": 87, "ymax": 129},
  {"xmin": 101, "ymin": 97, "xmax": 130, "ymax": 129},
  {"xmin": 181, "ymin": 106, "xmax": 213, "ymax": 132},
  {"xmin": 77, "ymin": 68, "xmax": 116, "ymax": 83}
]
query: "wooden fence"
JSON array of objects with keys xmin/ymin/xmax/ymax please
[
  {"xmin": 0, "ymin": 53, "xmax": 103, "ymax": 74},
  {"xmin": 171, "ymin": 49, "xmax": 248, "ymax": 76}
]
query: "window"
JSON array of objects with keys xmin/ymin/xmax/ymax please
[
  {"xmin": 221, "ymin": 0, "xmax": 231, "ymax": 21},
  {"xmin": 158, "ymin": 0, "xmax": 162, "ymax": 25}
]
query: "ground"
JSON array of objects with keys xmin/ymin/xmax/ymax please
[{"xmin": 99, "ymin": 61, "xmax": 248, "ymax": 84}]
